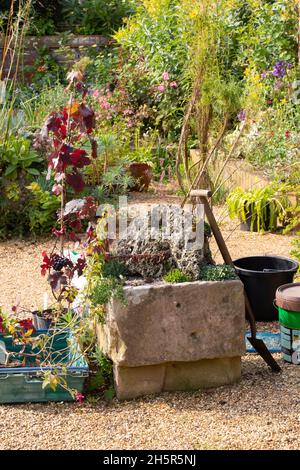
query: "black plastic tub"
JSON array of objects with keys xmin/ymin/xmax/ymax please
[{"xmin": 234, "ymin": 256, "xmax": 299, "ymax": 321}]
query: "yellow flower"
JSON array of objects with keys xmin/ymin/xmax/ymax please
[
  {"xmin": 249, "ymin": 91, "xmax": 258, "ymax": 101},
  {"xmin": 189, "ymin": 9, "xmax": 198, "ymax": 19},
  {"xmin": 244, "ymin": 68, "xmax": 251, "ymax": 77}
]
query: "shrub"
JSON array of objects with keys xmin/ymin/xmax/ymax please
[
  {"xmin": 200, "ymin": 265, "xmax": 238, "ymax": 282},
  {"xmin": 61, "ymin": 0, "xmax": 136, "ymax": 36}
]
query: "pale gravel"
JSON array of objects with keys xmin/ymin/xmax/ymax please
[{"xmin": 0, "ymin": 186, "xmax": 299, "ymax": 450}]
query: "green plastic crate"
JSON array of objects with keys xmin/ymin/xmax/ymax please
[{"xmin": 0, "ymin": 330, "xmax": 89, "ymax": 403}]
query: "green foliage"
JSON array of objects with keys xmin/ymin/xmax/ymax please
[
  {"xmin": 27, "ymin": 13, "xmax": 56, "ymax": 36},
  {"xmin": 227, "ymin": 0, "xmax": 298, "ymax": 71},
  {"xmin": 92, "ymin": 347, "xmax": 113, "ymax": 378},
  {"xmin": 102, "ymin": 260, "xmax": 129, "ymax": 279},
  {"xmin": 26, "ymin": 182, "xmax": 60, "ymax": 234},
  {"xmin": 86, "ymin": 47, "xmax": 120, "ymax": 88},
  {"xmin": 200, "ymin": 264, "xmax": 238, "ymax": 282},
  {"xmin": 20, "ymin": 82, "xmax": 67, "ymax": 128},
  {"xmin": 0, "ymin": 0, "xmax": 135, "ymax": 36},
  {"xmin": 115, "ymin": 0, "xmax": 190, "ymax": 137},
  {"xmin": 23, "ymin": 46, "xmax": 62, "ymax": 88},
  {"xmin": 163, "ymin": 268, "xmax": 192, "ymax": 283},
  {"xmin": 90, "ymin": 277, "xmax": 126, "ymax": 308},
  {"xmin": 87, "ymin": 347, "xmax": 115, "ymax": 400},
  {"xmin": 61, "ymin": 0, "xmax": 136, "ymax": 35},
  {"xmin": 100, "ymin": 166, "xmax": 135, "ymax": 195},
  {"xmin": 226, "ymin": 184, "xmax": 290, "ymax": 232},
  {"xmin": 0, "ymin": 135, "xmax": 43, "ymax": 180}
]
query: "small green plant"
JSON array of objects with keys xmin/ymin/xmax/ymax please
[
  {"xmin": 163, "ymin": 269, "xmax": 192, "ymax": 284},
  {"xmin": 100, "ymin": 166, "xmax": 135, "ymax": 195},
  {"xmin": 87, "ymin": 347, "xmax": 115, "ymax": 401},
  {"xmin": 226, "ymin": 184, "xmax": 290, "ymax": 232},
  {"xmin": 90, "ymin": 278, "xmax": 126, "ymax": 308},
  {"xmin": 200, "ymin": 265, "xmax": 238, "ymax": 282},
  {"xmin": 102, "ymin": 260, "xmax": 128, "ymax": 279}
]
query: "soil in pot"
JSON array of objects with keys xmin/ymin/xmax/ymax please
[{"xmin": 128, "ymin": 163, "xmax": 152, "ymax": 192}]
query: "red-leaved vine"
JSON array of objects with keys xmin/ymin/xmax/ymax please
[{"xmin": 38, "ymin": 70, "xmax": 101, "ymax": 305}]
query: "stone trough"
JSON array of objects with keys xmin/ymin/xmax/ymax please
[{"xmin": 97, "ymin": 279, "xmax": 245, "ymax": 400}]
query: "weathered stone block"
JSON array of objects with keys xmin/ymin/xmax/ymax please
[
  {"xmin": 114, "ymin": 357, "xmax": 241, "ymax": 400},
  {"xmin": 97, "ymin": 280, "xmax": 245, "ymax": 368}
]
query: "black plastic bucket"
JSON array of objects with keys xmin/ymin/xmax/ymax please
[{"xmin": 234, "ymin": 256, "xmax": 299, "ymax": 321}]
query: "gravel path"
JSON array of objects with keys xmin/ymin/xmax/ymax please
[
  {"xmin": 0, "ymin": 355, "xmax": 300, "ymax": 450},
  {"xmin": 0, "ymin": 188, "xmax": 299, "ymax": 450}
]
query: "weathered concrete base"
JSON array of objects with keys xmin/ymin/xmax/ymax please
[{"xmin": 114, "ymin": 357, "xmax": 241, "ymax": 400}]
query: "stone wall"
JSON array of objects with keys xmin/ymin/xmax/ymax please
[{"xmin": 0, "ymin": 35, "xmax": 110, "ymax": 79}]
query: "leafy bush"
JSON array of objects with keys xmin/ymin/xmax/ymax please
[
  {"xmin": 61, "ymin": 0, "xmax": 136, "ymax": 35},
  {"xmin": 226, "ymin": 184, "xmax": 290, "ymax": 232},
  {"xmin": 114, "ymin": 0, "xmax": 190, "ymax": 137},
  {"xmin": 163, "ymin": 269, "xmax": 192, "ymax": 283},
  {"xmin": 200, "ymin": 265, "xmax": 238, "ymax": 282},
  {"xmin": 0, "ymin": 135, "xmax": 43, "ymax": 180},
  {"xmin": 27, "ymin": 182, "xmax": 60, "ymax": 234}
]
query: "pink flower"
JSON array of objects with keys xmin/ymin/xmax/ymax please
[
  {"xmin": 127, "ymin": 119, "xmax": 134, "ymax": 128},
  {"xmin": 52, "ymin": 184, "xmax": 63, "ymax": 196},
  {"xmin": 99, "ymin": 97, "xmax": 110, "ymax": 110},
  {"xmin": 75, "ymin": 392, "xmax": 85, "ymax": 403},
  {"xmin": 170, "ymin": 81, "xmax": 178, "ymax": 89},
  {"xmin": 157, "ymin": 83, "xmax": 165, "ymax": 93},
  {"xmin": 123, "ymin": 108, "xmax": 134, "ymax": 116},
  {"xmin": 162, "ymin": 72, "xmax": 170, "ymax": 81},
  {"xmin": 92, "ymin": 90, "xmax": 100, "ymax": 98}
]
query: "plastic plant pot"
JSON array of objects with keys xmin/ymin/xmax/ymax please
[{"xmin": 234, "ymin": 256, "xmax": 299, "ymax": 321}]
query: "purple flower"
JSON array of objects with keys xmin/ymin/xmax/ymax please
[
  {"xmin": 237, "ymin": 110, "xmax": 246, "ymax": 122},
  {"xmin": 271, "ymin": 61, "xmax": 292, "ymax": 78}
]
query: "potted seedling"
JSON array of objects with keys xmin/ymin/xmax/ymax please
[{"xmin": 226, "ymin": 183, "xmax": 290, "ymax": 232}]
